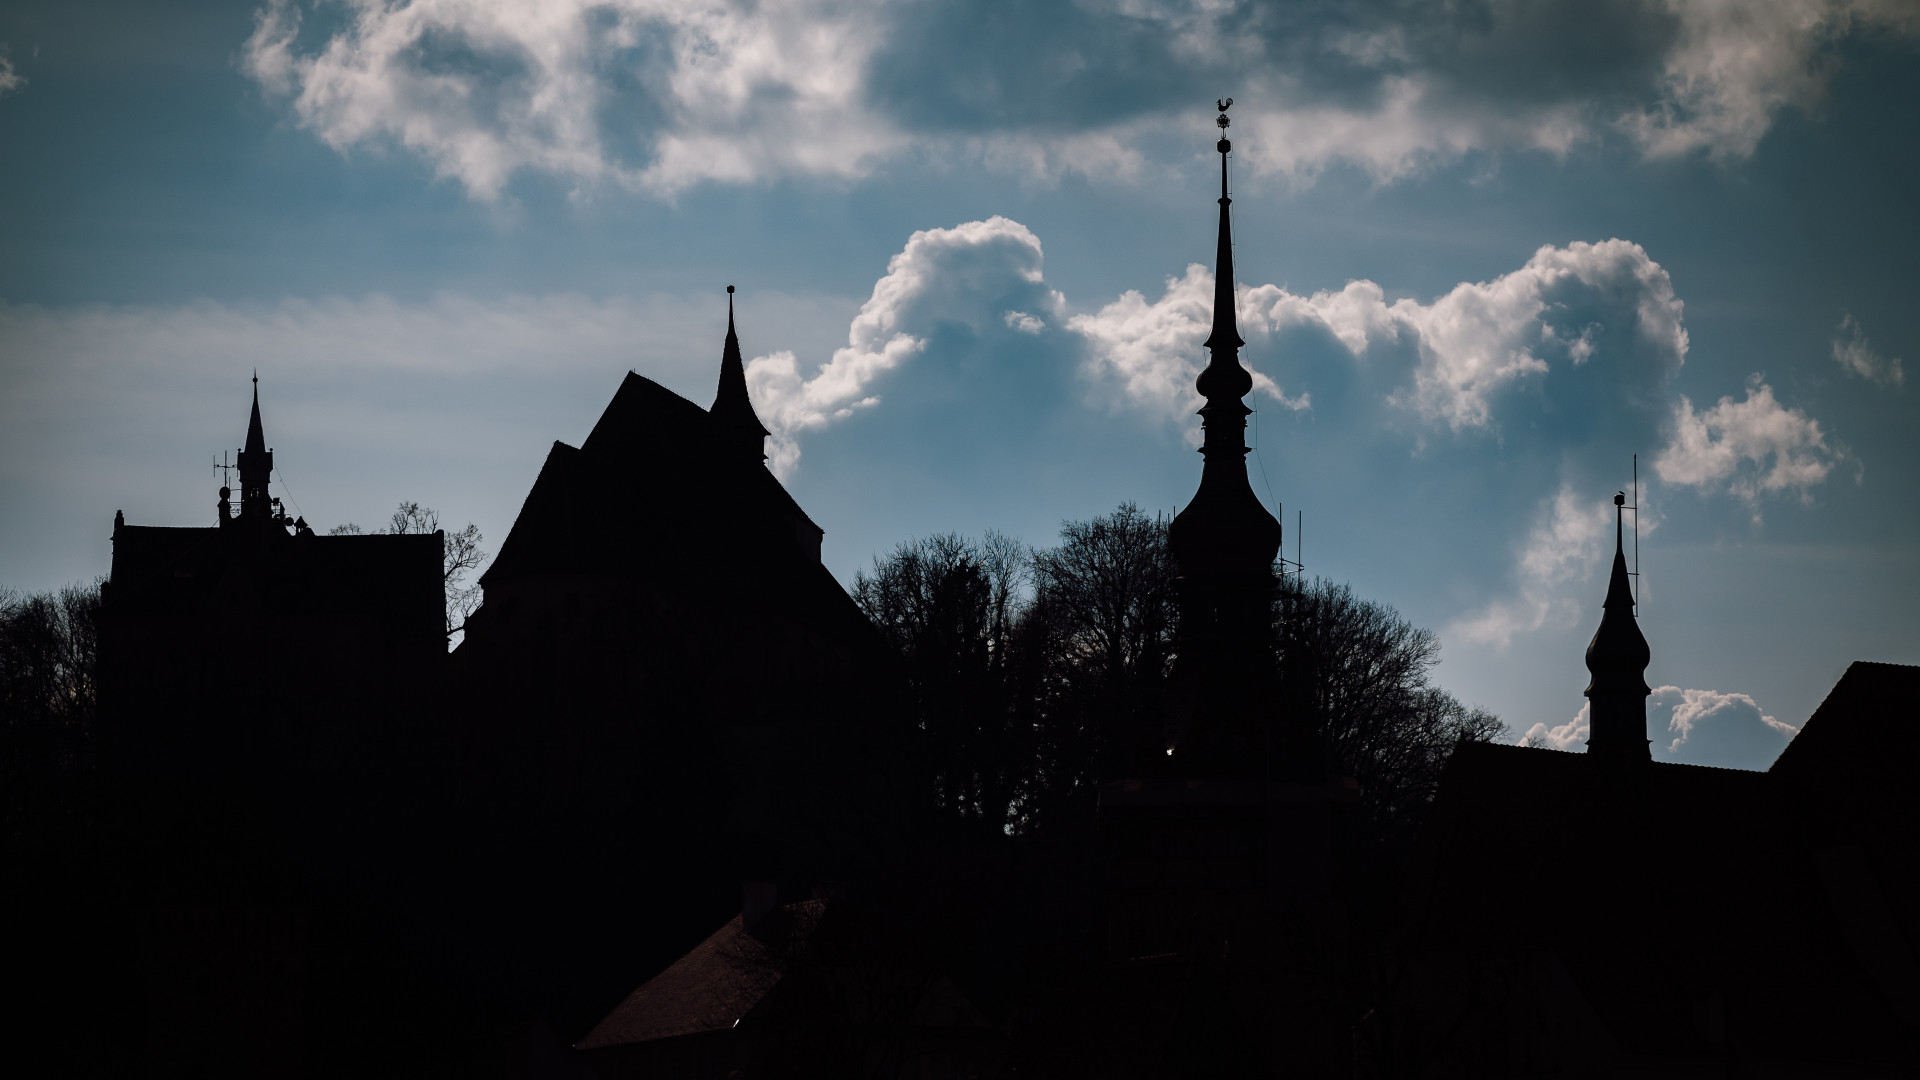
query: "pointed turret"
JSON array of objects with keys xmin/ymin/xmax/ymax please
[
  {"xmin": 234, "ymin": 372, "xmax": 274, "ymax": 523},
  {"xmin": 710, "ymin": 286, "xmax": 771, "ymax": 466},
  {"xmin": 1584, "ymin": 492, "xmax": 1652, "ymax": 762}
]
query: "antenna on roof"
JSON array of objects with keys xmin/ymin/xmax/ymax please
[{"xmin": 1630, "ymin": 453, "xmax": 1641, "ymax": 615}]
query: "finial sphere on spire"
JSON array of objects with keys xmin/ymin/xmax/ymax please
[{"xmin": 727, "ymin": 284, "xmax": 735, "ymax": 294}]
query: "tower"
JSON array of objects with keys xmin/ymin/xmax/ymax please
[
  {"xmin": 709, "ymin": 285, "xmax": 772, "ymax": 467},
  {"xmin": 1584, "ymin": 492, "xmax": 1652, "ymax": 761},
  {"xmin": 1162, "ymin": 100, "xmax": 1290, "ymax": 781},
  {"xmin": 234, "ymin": 373, "xmax": 274, "ymax": 525}
]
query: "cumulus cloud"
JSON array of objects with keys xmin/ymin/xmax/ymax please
[
  {"xmin": 240, "ymin": 0, "xmax": 1920, "ymax": 198},
  {"xmin": 1831, "ymin": 313, "xmax": 1904, "ymax": 388},
  {"xmin": 1072, "ymin": 239, "xmax": 1684, "ymax": 436},
  {"xmin": 1651, "ymin": 685, "xmax": 1798, "ymax": 768},
  {"xmin": 1518, "ymin": 686, "xmax": 1798, "ymax": 770},
  {"xmin": 1519, "ymin": 702, "xmax": 1591, "ymax": 751},
  {"xmin": 747, "ymin": 217, "xmax": 1063, "ymax": 474},
  {"xmin": 0, "ymin": 44, "xmax": 24, "ymax": 97},
  {"xmin": 1069, "ymin": 264, "xmax": 1308, "ymax": 435},
  {"xmin": 1654, "ymin": 376, "xmax": 1845, "ymax": 503}
]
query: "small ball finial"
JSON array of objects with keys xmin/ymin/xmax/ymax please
[
  {"xmin": 1217, "ymin": 138, "xmax": 1231, "ymax": 154},
  {"xmin": 727, "ymin": 285, "xmax": 735, "ymax": 294},
  {"xmin": 1614, "ymin": 491, "xmax": 1626, "ymax": 506}
]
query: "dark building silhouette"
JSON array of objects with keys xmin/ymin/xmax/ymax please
[
  {"xmin": 100, "ymin": 379, "xmax": 444, "ymax": 779},
  {"xmin": 444, "ymin": 290, "xmax": 908, "ymax": 1051},
  {"xmin": 1385, "ymin": 497, "xmax": 1920, "ymax": 1075},
  {"xmin": 91, "ymin": 378, "xmax": 446, "ymax": 1074},
  {"xmin": 1079, "ymin": 100, "xmax": 1356, "ymax": 1078}
]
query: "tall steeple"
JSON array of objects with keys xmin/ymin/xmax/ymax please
[
  {"xmin": 1168, "ymin": 102, "xmax": 1283, "ymax": 588},
  {"xmin": 710, "ymin": 285, "xmax": 772, "ymax": 466},
  {"xmin": 1584, "ymin": 492, "xmax": 1652, "ymax": 762},
  {"xmin": 1162, "ymin": 100, "xmax": 1289, "ymax": 780},
  {"xmin": 235, "ymin": 372, "xmax": 274, "ymax": 523}
]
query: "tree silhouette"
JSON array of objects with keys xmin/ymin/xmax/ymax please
[
  {"xmin": 851, "ymin": 506, "xmax": 1502, "ymax": 844},
  {"xmin": 1275, "ymin": 577, "xmax": 1506, "ymax": 850},
  {"xmin": 0, "ymin": 580, "xmax": 101, "ymax": 852},
  {"xmin": 851, "ymin": 531, "xmax": 1034, "ymax": 831}
]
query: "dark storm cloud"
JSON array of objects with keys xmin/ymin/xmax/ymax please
[{"xmin": 866, "ymin": 0, "xmax": 1681, "ymax": 132}]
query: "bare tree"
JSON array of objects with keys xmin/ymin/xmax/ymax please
[
  {"xmin": 1, "ymin": 580, "xmax": 102, "ymax": 849},
  {"xmin": 852, "ymin": 532, "xmax": 1033, "ymax": 830},
  {"xmin": 850, "ymin": 508, "xmax": 1501, "ymax": 843},
  {"xmin": 1018, "ymin": 503, "xmax": 1177, "ymax": 827},
  {"xmin": 1275, "ymin": 577, "xmax": 1506, "ymax": 849},
  {"xmin": 333, "ymin": 502, "xmax": 487, "ymax": 638}
]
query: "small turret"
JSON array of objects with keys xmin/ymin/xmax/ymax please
[
  {"xmin": 710, "ymin": 286, "xmax": 771, "ymax": 466},
  {"xmin": 1584, "ymin": 492, "xmax": 1652, "ymax": 762},
  {"xmin": 235, "ymin": 373, "xmax": 274, "ymax": 523}
]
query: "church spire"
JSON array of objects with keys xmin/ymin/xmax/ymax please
[
  {"xmin": 235, "ymin": 371, "xmax": 274, "ymax": 523},
  {"xmin": 1161, "ymin": 100, "xmax": 1288, "ymax": 780},
  {"xmin": 710, "ymin": 285, "xmax": 771, "ymax": 466},
  {"xmin": 1168, "ymin": 99, "xmax": 1281, "ymax": 583},
  {"xmin": 1584, "ymin": 492, "xmax": 1652, "ymax": 762}
]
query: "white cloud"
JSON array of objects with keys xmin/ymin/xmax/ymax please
[
  {"xmin": 1622, "ymin": 0, "xmax": 1920, "ymax": 160},
  {"xmin": 1391, "ymin": 240, "xmax": 1689, "ymax": 430},
  {"xmin": 1651, "ymin": 684, "xmax": 1798, "ymax": 768},
  {"xmin": 0, "ymin": 44, "xmax": 24, "ymax": 97},
  {"xmin": 1516, "ymin": 685, "xmax": 1800, "ymax": 769},
  {"xmin": 1237, "ymin": 76, "xmax": 1590, "ymax": 185},
  {"xmin": 747, "ymin": 216, "xmax": 1062, "ymax": 475},
  {"xmin": 1519, "ymin": 702, "xmax": 1590, "ymax": 751},
  {"xmin": 1654, "ymin": 376, "xmax": 1844, "ymax": 502},
  {"xmin": 242, "ymin": 0, "xmax": 899, "ymax": 199},
  {"xmin": 1003, "ymin": 311, "xmax": 1047, "ymax": 335},
  {"xmin": 1068, "ymin": 265, "xmax": 1309, "ymax": 436},
  {"xmin": 239, "ymin": 0, "xmax": 1920, "ymax": 200},
  {"xmin": 1071, "ymin": 239, "xmax": 1684, "ymax": 436},
  {"xmin": 1831, "ymin": 313, "xmax": 1904, "ymax": 388}
]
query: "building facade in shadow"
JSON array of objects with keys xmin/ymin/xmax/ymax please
[
  {"xmin": 1381, "ymin": 495, "xmax": 1919, "ymax": 1075},
  {"xmin": 439, "ymin": 289, "xmax": 910, "ymax": 1049},
  {"xmin": 91, "ymin": 378, "xmax": 446, "ymax": 1075}
]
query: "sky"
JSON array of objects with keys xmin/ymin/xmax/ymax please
[{"xmin": 3, "ymin": 0, "xmax": 1917, "ymax": 770}]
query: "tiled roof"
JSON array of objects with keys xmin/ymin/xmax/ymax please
[{"xmin": 575, "ymin": 900, "xmax": 827, "ymax": 1050}]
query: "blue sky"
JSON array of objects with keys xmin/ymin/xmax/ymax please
[{"xmin": 3, "ymin": 0, "xmax": 1916, "ymax": 769}]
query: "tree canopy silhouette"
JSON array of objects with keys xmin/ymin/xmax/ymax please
[{"xmin": 851, "ymin": 504, "xmax": 1503, "ymax": 846}]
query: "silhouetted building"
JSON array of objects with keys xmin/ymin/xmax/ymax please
[
  {"xmin": 1086, "ymin": 100, "xmax": 1354, "ymax": 1078},
  {"xmin": 100, "ymin": 375, "xmax": 445, "ymax": 779},
  {"xmin": 1384, "ymin": 497, "xmax": 1919, "ymax": 1076},
  {"xmin": 445, "ymin": 290, "xmax": 906, "ymax": 1047},
  {"xmin": 93, "ymin": 378, "xmax": 446, "ymax": 1075}
]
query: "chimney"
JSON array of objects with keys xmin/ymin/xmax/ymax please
[{"xmin": 743, "ymin": 881, "xmax": 777, "ymax": 931}]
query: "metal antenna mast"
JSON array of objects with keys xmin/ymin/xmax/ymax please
[{"xmin": 1630, "ymin": 453, "xmax": 1641, "ymax": 613}]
